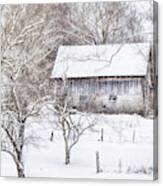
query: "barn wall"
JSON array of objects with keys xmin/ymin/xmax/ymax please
[
  {"xmin": 66, "ymin": 77, "xmax": 143, "ymax": 95},
  {"xmin": 53, "ymin": 77, "xmax": 145, "ymax": 114}
]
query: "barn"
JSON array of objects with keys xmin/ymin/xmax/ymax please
[{"xmin": 50, "ymin": 43, "xmax": 150, "ymax": 114}]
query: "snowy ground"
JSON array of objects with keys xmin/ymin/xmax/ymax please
[{"xmin": 1, "ymin": 113, "xmax": 154, "ymax": 180}]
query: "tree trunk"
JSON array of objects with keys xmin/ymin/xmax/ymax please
[
  {"xmin": 16, "ymin": 162, "xmax": 25, "ymax": 178},
  {"xmin": 62, "ymin": 121, "xmax": 71, "ymax": 165},
  {"xmin": 17, "ymin": 123, "xmax": 25, "ymax": 177},
  {"xmin": 65, "ymin": 148, "xmax": 70, "ymax": 165}
]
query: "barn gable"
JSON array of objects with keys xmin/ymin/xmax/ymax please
[{"xmin": 51, "ymin": 43, "xmax": 150, "ymax": 79}]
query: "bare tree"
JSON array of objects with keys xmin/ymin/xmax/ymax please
[
  {"xmin": 47, "ymin": 98, "xmax": 94, "ymax": 164},
  {"xmin": 0, "ymin": 4, "xmax": 65, "ymax": 177},
  {"xmin": 47, "ymin": 77, "xmax": 95, "ymax": 165},
  {"xmin": 143, "ymin": 46, "xmax": 156, "ymax": 116},
  {"xmin": 1, "ymin": 94, "xmax": 50, "ymax": 177},
  {"xmin": 59, "ymin": 1, "xmax": 152, "ymax": 45}
]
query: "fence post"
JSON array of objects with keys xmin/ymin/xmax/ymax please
[
  {"xmin": 50, "ymin": 131, "xmax": 54, "ymax": 141},
  {"xmin": 101, "ymin": 128, "xmax": 104, "ymax": 142},
  {"xmin": 132, "ymin": 129, "xmax": 136, "ymax": 143},
  {"xmin": 96, "ymin": 151, "xmax": 102, "ymax": 173},
  {"xmin": 118, "ymin": 159, "xmax": 122, "ymax": 173}
]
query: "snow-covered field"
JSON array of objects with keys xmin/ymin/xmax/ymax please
[{"xmin": 1, "ymin": 113, "xmax": 154, "ymax": 180}]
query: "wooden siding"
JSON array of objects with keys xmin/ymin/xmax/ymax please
[
  {"xmin": 52, "ymin": 76, "xmax": 145, "ymax": 114},
  {"xmin": 53, "ymin": 77, "xmax": 144, "ymax": 96}
]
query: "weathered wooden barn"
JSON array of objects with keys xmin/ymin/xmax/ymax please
[{"xmin": 50, "ymin": 43, "xmax": 150, "ymax": 114}]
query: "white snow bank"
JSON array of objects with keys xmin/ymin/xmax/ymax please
[{"xmin": 1, "ymin": 113, "xmax": 154, "ymax": 180}]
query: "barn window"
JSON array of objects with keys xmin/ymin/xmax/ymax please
[
  {"xmin": 109, "ymin": 94, "xmax": 117, "ymax": 101},
  {"xmin": 80, "ymin": 95, "xmax": 87, "ymax": 103}
]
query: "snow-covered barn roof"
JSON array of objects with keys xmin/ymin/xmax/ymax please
[{"xmin": 51, "ymin": 43, "xmax": 150, "ymax": 79}]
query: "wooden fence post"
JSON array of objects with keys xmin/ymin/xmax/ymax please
[
  {"xmin": 132, "ymin": 129, "xmax": 136, "ymax": 143},
  {"xmin": 118, "ymin": 159, "xmax": 122, "ymax": 173},
  {"xmin": 101, "ymin": 128, "xmax": 104, "ymax": 142},
  {"xmin": 50, "ymin": 131, "xmax": 54, "ymax": 142},
  {"xmin": 96, "ymin": 151, "xmax": 102, "ymax": 173}
]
